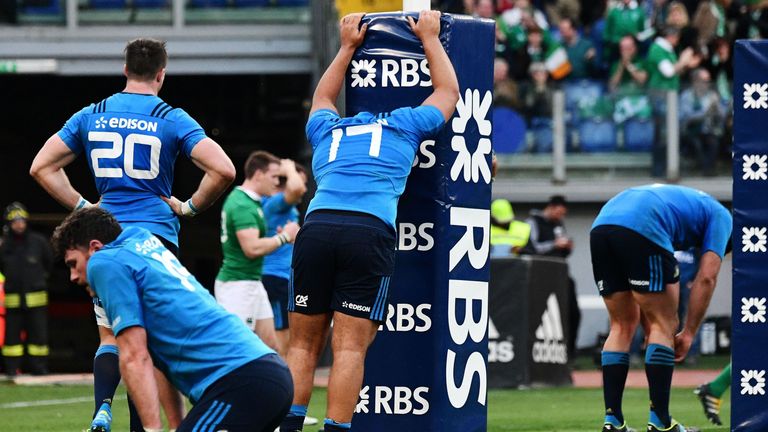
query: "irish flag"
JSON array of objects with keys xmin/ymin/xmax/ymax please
[{"xmin": 544, "ymin": 43, "xmax": 571, "ymax": 80}]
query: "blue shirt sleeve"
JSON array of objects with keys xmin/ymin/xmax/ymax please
[
  {"xmin": 56, "ymin": 105, "xmax": 93, "ymax": 155},
  {"xmin": 306, "ymin": 109, "xmax": 341, "ymax": 149},
  {"xmin": 172, "ymin": 109, "xmax": 207, "ymax": 158},
  {"xmin": 263, "ymin": 192, "xmax": 291, "ymax": 215},
  {"xmin": 389, "ymin": 105, "xmax": 446, "ymax": 144},
  {"xmin": 701, "ymin": 204, "xmax": 733, "ymax": 257},
  {"xmin": 88, "ymin": 253, "xmax": 144, "ymax": 335}
]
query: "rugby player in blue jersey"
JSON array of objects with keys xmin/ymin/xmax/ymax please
[
  {"xmin": 30, "ymin": 38, "xmax": 236, "ymax": 431},
  {"xmin": 279, "ymin": 10, "xmax": 459, "ymax": 432},
  {"xmin": 591, "ymin": 184, "xmax": 731, "ymax": 432},
  {"xmin": 52, "ymin": 207, "xmax": 292, "ymax": 432},
  {"xmin": 262, "ymin": 158, "xmax": 308, "ymax": 358}
]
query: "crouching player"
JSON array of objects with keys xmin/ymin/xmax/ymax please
[{"xmin": 53, "ymin": 207, "xmax": 293, "ymax": 432}]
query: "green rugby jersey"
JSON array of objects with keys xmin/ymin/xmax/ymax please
[{"xmin": 216, "ymin": 186, "xmax": 267, "ymax": 282}]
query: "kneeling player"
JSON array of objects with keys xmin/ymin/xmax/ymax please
[{"xmin": 54, "ymin": 207, "xmax": 293, "ymax": 432}]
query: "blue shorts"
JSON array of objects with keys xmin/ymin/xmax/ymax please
[
  {"xmin": 263, "ymin": 275, "xmax": 289, "ymax": 330},
  {"xmin": 590, "ymin": 225, "xmax": 680, "ymax": 296},
  {"xmin": 178, "ymin": 354, "xmax": 293, "ymax": 432},
  {"xmin": 289, "ymin": 210, "xmax": 396, "ymax": 322}
]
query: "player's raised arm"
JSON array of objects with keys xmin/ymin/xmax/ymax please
[
  {"xmin": 162, "ymin": 137, "xmax": 236, "ymax": 217},
  {"xmin": 30, "ymin": 134, "xmax": 92, "ymax": 210},
  {"xmin": 281, "ymin": 159, "xmax": 307, "ymax": 205},
  {"xmin": 409, "ymin": 10, "xmax": 460, "ymax": 122},
  {"xmin": 310, "ymin": 13, "xmax": 368, "ymax": 115}
]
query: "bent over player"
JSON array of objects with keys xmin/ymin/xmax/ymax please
[
  {"xmin": 53, "ymin": 207, "xmax": 292, "ymax": 432},
  {"xmin": 591, "ymin": 184, "xmax": 731, "ymax": 432},
  {"xmin": 30, "ymin": 38, "xmax": 235, "ymax": 431},
  {"xmin": 279, "ymin": 10, "xmax": 459, "ymax": 432}
]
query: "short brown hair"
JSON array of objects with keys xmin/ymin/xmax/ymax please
[
  {"xmin": 244, "ymin": 150, "xmax": 280, "ymax": 179},
  {"xmin": 125, "ymin": 38, "xmax": 168, "ymax": 81},
  {"xmin": 51, "ymin": 207, "xmax": 122, "ymax": 257}
]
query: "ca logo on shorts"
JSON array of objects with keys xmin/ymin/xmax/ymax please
[{"xmin": 295, "ymin": 295, "xmax": 309, "ymax": 307}]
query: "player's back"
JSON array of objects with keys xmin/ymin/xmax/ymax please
[
  {"xmin": 305, "ymin": 105, "xmax": 444, "ymax": 228},
  {"xmin": 89, "ymin": 226, "xmax": 273, "ymax": 403},
  {"xmin": 593, "ymin": 184, "xmax": 731, "ymax": 254},
  {"xmin": 57, "ymin": 92, "xmax": 207, "ymax": 245}
]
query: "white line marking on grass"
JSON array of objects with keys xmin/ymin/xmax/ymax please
[{"xmin": 0, "ymin": 395, "xmax": 125, "ymax": 409}]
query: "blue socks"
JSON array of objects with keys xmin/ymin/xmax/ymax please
[
  {"xmin": 324, "ymin": 418, "xmax": 351, "ymax": 431},
  {"xmin": 92, "ymin": 345, "xmax": 120, "ymax": 418},
  {"xmin": 280, "ymin": 404, "xmax": 307, "ymax": 431},
  {"xmin": 645, "ymin": 344, "xmax": 675, "ymax": 428},
  {"xmin": 602, "ymin": 351, "xmax": 630, "ymax": 426}
]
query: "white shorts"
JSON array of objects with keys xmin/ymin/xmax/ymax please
[
  {"xmin": 214, "ymin": 279, "xmax": 273, "ymax": 331},
  {"xmin": 94, "ymin": 303, "xmax": 111, "ymax": 329}
]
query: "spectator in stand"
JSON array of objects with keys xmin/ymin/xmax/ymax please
[
  {"xmin": 665, "ymin": 1, "xmax": 699, "ymax": 54},
  {"xmin": 646, "ymin": 26, "xmax": 700, "ymax": 177},
  {"xmin": 679, "ymin": 68, "xmax": 724, "ymax": 176},
  {"xmin": 473, "ymin": 0, "xmax": 495, "ymax": 19},
  {"xmin": 604, "ymin": 0, "xmax": 654, "ymax": 62},
  {"xmin": 703, "ymin": 37, "xmax": 733, "ymax": 160},
  {"xmin": 519, "ymin": 62, "xmax": 554, "ymax": 123},
  {"xmin": 734, "ymin": 0, "xmax": 768, "ymax": 40},
  {"xmin": 559, "ymin": 17, "xmax": 598, "ymax": 79},
  {"xmin": 609, "ymin": 35, "xmax": 648, "ymax": 93},
  {"xmin": 691, "ymin": 0, "xmax": 731, "ymax": 50},
  {"xmin": 647, "ymin": 0, "xmax": 671, "ymax": 31},
  {"xmin": 493, "ymin": 58, "xmax": 521, "ymax": 110},
  {"xmin": 609, "ymin": 35, "xmax": 652, "ymax": 126},
  {"xmin": 439, "ymin": 0, "xmax": 473, "ymax": 14},
  {"xmin": 542, "ymin": 0, "xmax": 581, "ymax": 27}
]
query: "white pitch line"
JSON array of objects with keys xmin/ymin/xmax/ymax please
[{"xmin": 0, "ymin": 395, "xmax": 125, "ymax": 409}]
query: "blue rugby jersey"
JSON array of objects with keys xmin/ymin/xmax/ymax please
[
  {"xmin": 305, "ymin": 106, "xmax": 445, "ymax": 228},
  {"xmin": 57, "ymin": 92, "xmax": 207, "ymax": 245},
  {"xmin": 593, "ymin": 184, "xmax": 732, "ymax": 257},
  {"xmin": 88, "ymin": 226, "xmax": 274, "ymax": 403}
]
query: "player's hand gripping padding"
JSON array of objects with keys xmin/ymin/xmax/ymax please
[
  {"xmin": 340, "ymin": 13, "xmax": 367, "ymax": 49},
  {"xmin": 407, "ymin": 10, "xmax": 442, "ymax": 41}
]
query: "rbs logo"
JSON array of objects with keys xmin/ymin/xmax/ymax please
[
  {"xmin": 356, "ymin": 385, "xmax": 429, "ymax": 415},
  {"xmin": 379, "ymin": 303, "xmax": 432, "ymax": 333},
  {"xmin": 398, "ymin": 223, "xmax": 434, "ymax": 252},
  {"xmin": 350, "ymin": 58, "xmax": 432, "ymax": 88}
]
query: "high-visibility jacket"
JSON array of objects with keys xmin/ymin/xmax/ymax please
[
  {"xmin": 0, "ymin": 272, "xmax": 5, "ymax": 347},
  {"xmin": 491, "ymin": 220, "xmax": 531, "ymax": 249}
]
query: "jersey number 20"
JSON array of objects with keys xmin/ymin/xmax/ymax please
[{"xmin": 89, "ymin": 131, "xmax": 161, "ymax": 179}]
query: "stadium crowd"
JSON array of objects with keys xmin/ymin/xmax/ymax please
[{"xmin": 440, "ymin": 0, "xmax": 742, "ymax": 176}]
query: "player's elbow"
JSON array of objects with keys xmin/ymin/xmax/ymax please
[{"xmin": 218, "ymin": 160, "xmax": 237, "ymax": 185}]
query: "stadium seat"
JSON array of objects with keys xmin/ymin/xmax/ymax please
[
  {"xmin": 563, "ymin": 79, "xmax": 604, "ymax": 112},
  {"xmin": 231, "ymin": 0, "xmax": 268, "ymax": 6},
  {"xmin": 89, "ymin": 0, "xmax": 126, "ymax": 8},
  {"xmin": 275, "ymin": 0, "xmax": 307, "ymax": 5},
  {"xmin": 492, "ymin": 107, "xmax": 526, "ymax": 154},
  {"xmin": 623, "ymin": 118, "xmax": 655, "ymax": 152},
  {"xmin": 133, "ymin": 0, "xmax": 167, "ymax": 7},
  {"xmin": 530, "ymin": 117, "xmax": 553, "ymax": 153},
  {"xmin": 20, "ymin": 0, "xmax": 62, "ymax": 14},
  {"xmin": 189, "ymin": 0, "xmax": 229, "ymax": 7},
  {"xmin": 578, "ymin": 118, "xmax": 617, "ymax": 152}
]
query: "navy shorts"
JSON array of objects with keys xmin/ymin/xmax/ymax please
[
  {"xmin": 178, "ymin": 354, "xmax": 293, "ymax": 432},
  {"xmin": 590, "ymin": 225, "xmax": 680, "ymax": 296},
  {"xmin": 263, "ymin": 275, "xmax": 289, "ymax": 330},
  {"xmin": 289, "ymin": 210, "xmax": 396, "ymax": 322}
]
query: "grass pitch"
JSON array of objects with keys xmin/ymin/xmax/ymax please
[{"xmin": 0, "ymin": 383, "xmax": 729, "ymax": 431}]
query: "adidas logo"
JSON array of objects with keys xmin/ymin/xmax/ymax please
[{"xmin": 532, "ymin": 293, "xmax": 568, "ymax": 364}]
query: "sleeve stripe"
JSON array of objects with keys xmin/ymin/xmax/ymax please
[
  {"xmin": 158, "ymin": 105, "xmax": 175, "ymax": 119},
  {"xmin": 150, "ymin": 102, "xmax": 166, "ymax": 117}
]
